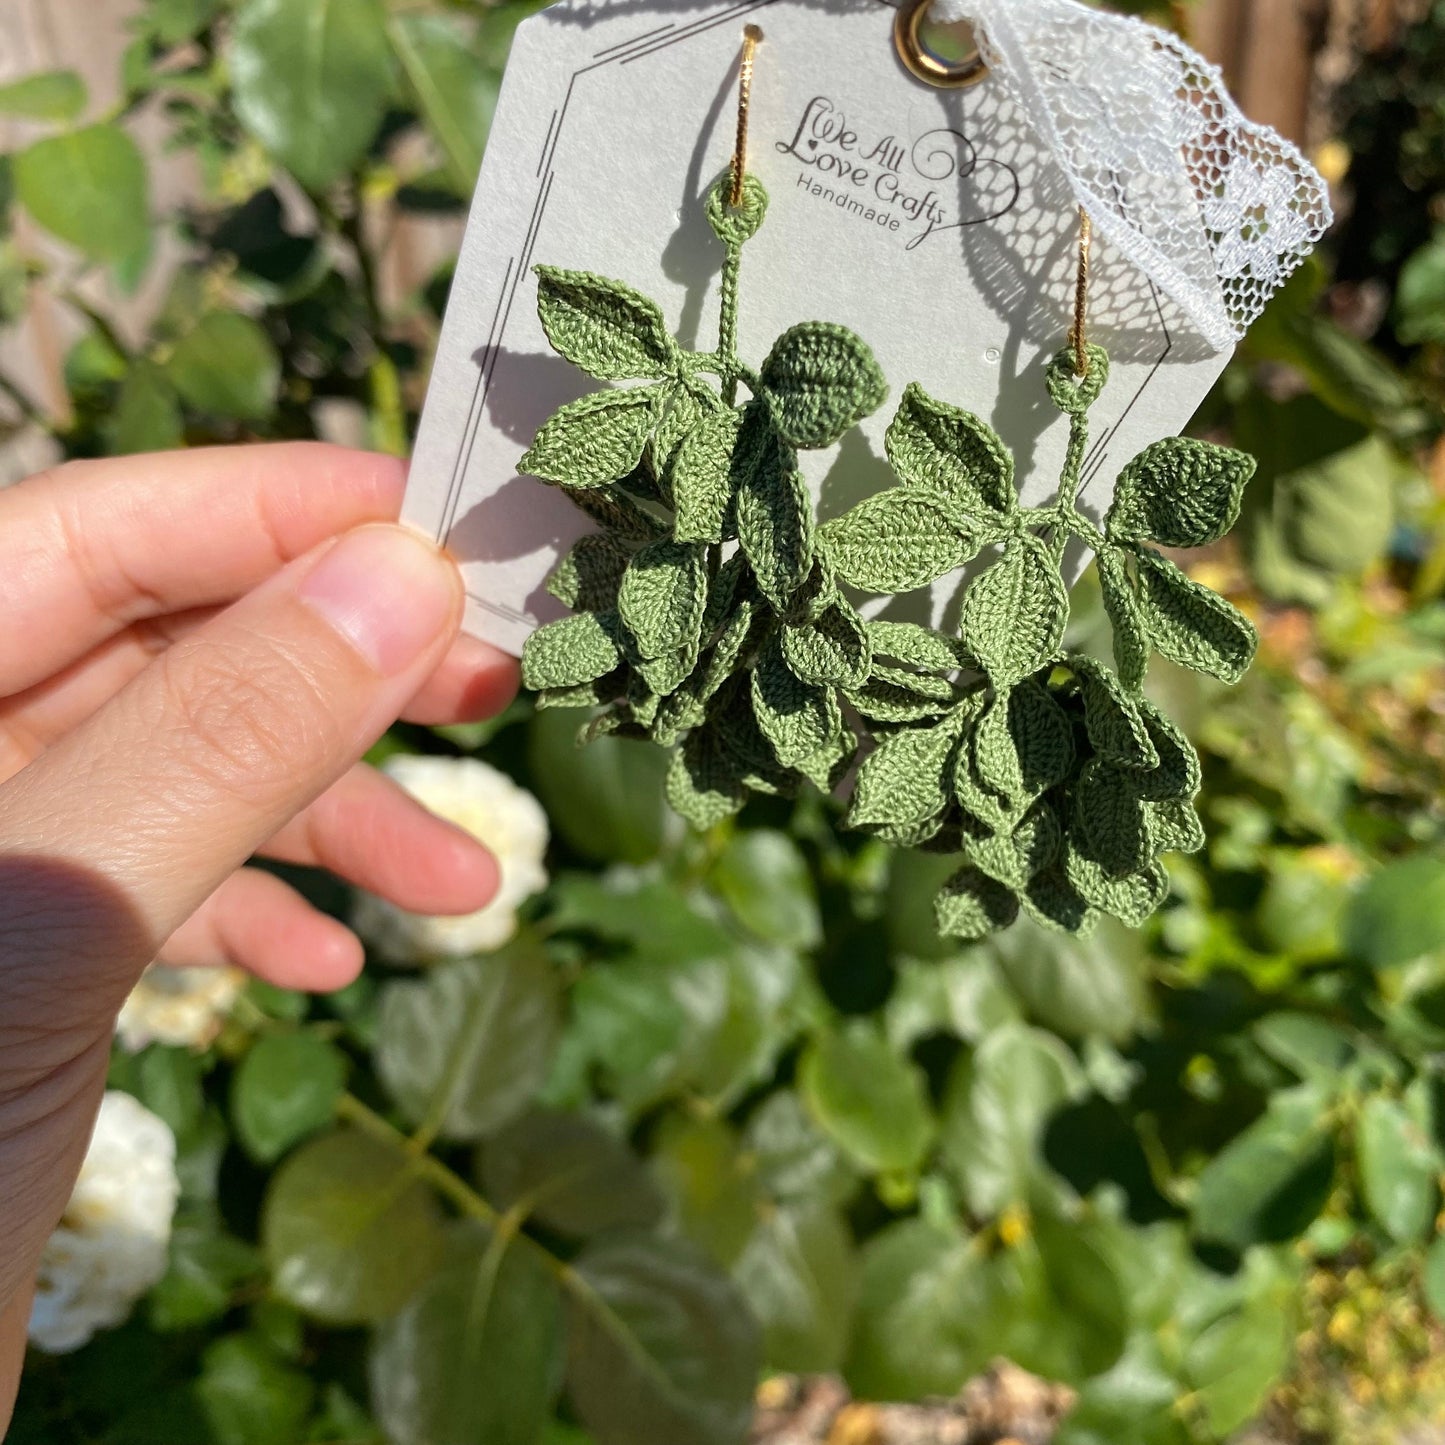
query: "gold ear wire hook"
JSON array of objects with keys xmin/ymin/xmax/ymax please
[
  {"xmin": 1068, "ymin": 207, "xmax": 1093, "ymax": 378},
  {"xmin": 730, "ymin": 25, "xmax": 763, "ymax": 209}
]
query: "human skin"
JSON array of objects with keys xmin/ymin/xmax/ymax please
[{"xmin": 0, "ymin": 445, "xmax": 520, "ymax": 1431}]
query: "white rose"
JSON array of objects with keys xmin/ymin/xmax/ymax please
[
  {"xmin": 116, "ymin": 963, "xmax": 246, "ymax": 1053},
  {"xmin": 353, "ymin": 755, "xmax": 550, "ymax": 964},
  {"xmin": 28, "ymin": 1092, "xmax": 180, "ymax": 1354}
]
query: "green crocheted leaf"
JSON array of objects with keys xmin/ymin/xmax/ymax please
[
  {"xmin": 1073, "ymin": 761, "xmax": 1156, "ymax": 878},
  {"xmin": 547, "ymin": 534, "xmax": 631, "ymax": 612},
  {"xmin": 667, "ymin": 728, "xmax": 748, "ymax": 829},
  {"xmin": 536, "ymin": 672, "xmax": 626, "ymax": 711},
  {"xmin": 535, "ymin": 265, "xmax": 680, "ymax": 381},
  {"xmin": 820, "ymin": 490, "xmax": 976, "ymax": 593},
  {"xmin": 847, "ymin": 710, "xmax": 967, "ymax": 832},
  {"xmin": 795, "ymin": 718, "xmax": 860, "ymax": 794},
  {"xmin": 1068, "ymin": 654, "xmax": 1158, "ymax": 770},
  {"xmin": 1008, "ymin": 678, "xmax": 1075, "ymax": 797},
  {"xmin": 1134, "ymin": 548, "xmax": 1257, "ymax": 684},
  {"xmin": 1107, "ymin": 437, "xmax": 1254, "ymax": 549},
  {"xmin": 973, "ymin": 690, "xmax": 1023, "ymax": 803},
  {"xmin": 652, "ymin": 683, "xmax": 708, "ymax": 747},
  {"xmin": 650, "ymin": 383, "xmax": 713, "ymax": 479},
  {"xmin": 970, "ymin": 800, "xmax": 1062, "ymax": 890},
  {"xmin": 1022, "ymin": 859, "xmax": 1099, "ymax": 937},
  {"xmin": 560, "ymin": 481, "xmax": 667, "ymax": 542},
  {"xmin": 886, "ymin": 382, "xmax": 1016, "ymax": 518},
  {"xmin": 670, "ymin": 404, "xmax": 743, "ymax": 543},
  {"xmin": 522, "ymin": 610, "xmax": 624, "ymax": 691},
  {"xmin": 935, "ymin": 866, "xmax": 1020, "ymax": 941},
  {"xmin": 1096, "ymin": 546, "xmax": 1149, "ymax": 691},
  {"xmin": 616, "ymin": 539, "xmax": 707, "ymax": 661},
  {"xmin": 1066, "ymin": 851, "xmax": 1170, "ymax": 927},
  {"xmin": 865, "ymin": 620, "xmax": 968, "ymax": 673},
  {"xmin": 1132, "ymin": 701, "xmax": 1202, "ymax": 803},
  {"xmin": 782, "ymin": 594, "xmax": 872, "ymax": 688},
  {"xmin": 845, "ymin": 666, "xmax": 958, "ymax": 724},
  {"xmin": 759, "ymin": 321, "xmax": 888, "ymax": 448},
  {"xmin": 751, "ymin": 632, "xmax": 842, "ymax": 769},
  {"xmin": 521, "ymin": 386, "xmax": 663, "ymax": 488},
  {"xmin": 961, "ymin": 532, "xmax": 1068, "ymax": 685},
  {"xmin": 1149, "ymin": 797, "xmax": 1206, "ymax": 855},
  {"xmin": 702, "ymin": 551, "xmax": 749, "ymax": 633},
  {"xmin": 636, "ymin": 642, "xmax": 697, "ymax": 697},
  {"xmin": 735, "ymin": 405, "xmax": 814, "ymax": 608}
]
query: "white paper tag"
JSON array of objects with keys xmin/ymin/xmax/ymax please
[{"xmin": 404, "ymin": 0, "xmax": 1232, "ymax": 656}]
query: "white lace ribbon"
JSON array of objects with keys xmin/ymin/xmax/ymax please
[{"xmin": 927, "ymin": 0, "xmax": 1332, "ymax": 352}]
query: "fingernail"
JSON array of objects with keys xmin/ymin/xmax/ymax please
[{"xmin": 299, "ymin": 526, "xmax": 459, "ymax": 675}]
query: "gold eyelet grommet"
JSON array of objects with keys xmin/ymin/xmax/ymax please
[{"xmin": 893, "ymin": 0, "xmax": 990, "ymax": 89}]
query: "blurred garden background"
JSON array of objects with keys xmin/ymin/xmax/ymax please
[{"xmin": 6, "ymin": 1, "xmax": 1445, "ymax": 1442}]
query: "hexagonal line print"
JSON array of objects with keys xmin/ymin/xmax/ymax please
[{"xmin": 435, "ymin": 0, "xmax": 786, "ymax": 551}]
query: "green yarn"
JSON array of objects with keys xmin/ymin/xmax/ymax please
[{"xmin": 519, "ymin": 173, "xmax": 1260, "ymax": 938}]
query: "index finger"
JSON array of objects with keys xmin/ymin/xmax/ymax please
[{"xmin": 0, "ymin": 443, "xmax": 407, "ymax": 696}]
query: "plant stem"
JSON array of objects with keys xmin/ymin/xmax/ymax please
[{"xmin": 718, "ymin": 240, "xmax": 744, "ymax": 406}]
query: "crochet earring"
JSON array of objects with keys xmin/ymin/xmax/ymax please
[{"xmin": 518, "ymin": 33, "xmax": 1261, "ymax": 941}]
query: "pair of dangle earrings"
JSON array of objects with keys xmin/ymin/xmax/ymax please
[{"xmin": 518, "ymin": 26, "xmax": 1259, "ymax": 942}]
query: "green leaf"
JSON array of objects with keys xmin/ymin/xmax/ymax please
[
  {"xmin": 145, "ymin": 0, "xmax": 226, "ymax": 44},
  {"xmin": 782, "ymin": 595, "xmax": 871, "ymax": 689},
  {"xmin": 1073, "ymin": 761, "xmax": 1155, "ymax": 878},
  {"xmin": 478, "ymin": 1110, "xmax": 664, "ymax": 1239},
  {"xmin": 231, "ymin": 0, "xmax": 394, "ymax": 193},
  {"xmin": 196, "ymin": 1335, "xmax": 314, "ymax": 1445},
  {"xmin": 667, "ymin": 729, "xmax": 747, "ymax": 830},
  {"xmin": 746, "ymin": 1092, "xmax": 859, "ymax": 1206},
  {"xmin": 166, "ymin": 312, "xmax": 281, "ymax": 422},
  {"xmin": 1397, "ymin": 232, "xmax": 1445, "ymax": 345},
  {"xmin": 565, "ymin": 1235, "xmax": 760, "ymax": 1445},
  {"xmin": 758, "ymin": 321, "xmax": 887, "ymax": 448},
  {"xmin": 751, "ymin": 632, "xmax": 842, "ymax": 770},
  {"xmin": 530, "ymin": 707, "xmax": 675, "ymax": 862},
  {"xmin": 886, "ymin": 954, "xmax": 1020, "ymax": 1050},
  {"xmin": 989, "ymin": 914, "xmax": 1148, "ymax": 1042},
  {"xmin": 668, "ymin": 405, "xmax": 742, "ymax": 544},
  {"xmin": 535, "ymin": 266, "xmax": 679, "ymax": 382},
  {"xmin": 1097, "ymin": 547, "xmax": 1149, "ymax": 690},
  {"xmin": 547, "ymin": 534, "xmax": 631, "ymax": 613},
  {"xmin": 106, "ymin": 362, "xmax": 184, "ymax": 455},
  {"xmin": 0, "ymin": 70, "xmax": 87, "ymax": 122},
  {"xmin": 617, "ymin": 540, "xmax": 707, "ymax": 661},
  {"xmin": 865, "ymin": 619, "xmax": 967, "ymax": 673},
  {"xmin": 1356, "ymin": 1094, "xmax": 1440, "ymax": 1245},
  {"xmin": 848, "ymin": 710, "xmax": 965, "ymax": 832},
  {"xmin": 885, "ymin": 381, "xmax": 1016, "ymax": 516},
  {"xmin": 940, "ymin": 1022, "xmax": 1079, "ymax": 1216},
  {"xmin": 735, "ymin": 407, "xmax": 814, "ymax": 607},
  {"xmin": 388, "ymin": 15, "xmax": 497, "ymax": 197},
  {"xmin": 845, "ymin": 1218, "xmax": 990, "ymax": 1399},
  {"xmin": 376, "ymin": 947, "xmax": 560, "ymax": 1143},
  {"xmin": 1069, "ymin": 655, "xmax": 1157, "ymax": 769},
  {"xmin": 231, "ymin": 1032, "xmax": 347, "ymax": 1164},
  {"xmin": 1183, "ymin": 1283, "xmax": 1293, "ymax": 1437},
  {"xmin": 1107, "ymin": 438, "xmax": 1253, "ymax": 548},
  {"xmin": 13, "ymin": 124, "xmax": 149, "ymax": 262},
  {"xmin": 1343, "ymin": 854, "xmax": 1445, "ymax": 969},
  {"xmin": 799, "ymin": 1022, "xmax": 935, "ymax": 1175},
  {"xmin": 150, "ymin": 1224, "xmax": 263, "ymax": 1333},
  {"xmin": 935, "ymin": 866, "xmax": 1020, "ymax": 941},
  {"xmin": 734, "ymin": 1202, "xmax": 858, "ymax": 1373},
  {"xmin": 370, "ymin": 1222, "xmax": 563, "ymax": 1445},
  {"xmin": 961, "ymin": 533, "xmax": 1068, "ymax": 685},
  {"xmin": 262, "ymin": 1129, "xmax": 447, "ymax": 1324},
  {"xmin": 524, "ymin": 611, "xmax": 625, "ymax": 692},
  {"xmin": 652, "ymin": 1114, "xmax": 763, "ymax": 1268},
  {"xmin": 820, "ymin": 489, "xmax": 976, "ymax": 593},
  {"xmin": 1192, "ymin": 1087, "xmax": 1336, "ymax": 1251},
  {"xmin": 1134, "ymin": 549, "xmax": 1257, "ymax": 684},
  {"xmin": 521, "ymin": 386, "xmax": 663, "ymax": 487},
  {"xmin": 714, "ymin": 829, "xmax": 822, "ymax": 948},
  {"xmin": 1425, "ymin": 1234, "xmax": 1445, "ymax": 1320}
]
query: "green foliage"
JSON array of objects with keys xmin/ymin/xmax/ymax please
[{"xmin": 11, "ymin": 5, "xmax": 1445, "ymax": 1445}]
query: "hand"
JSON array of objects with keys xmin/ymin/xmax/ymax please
[{"xmin": 0, "ymin": 445, "xmax": 518, "ymax": 1425}]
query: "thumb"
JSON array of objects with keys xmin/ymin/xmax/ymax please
[{"xmin": 0, "ymin": 522, "xmax": 464, "ymax": 1024}]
